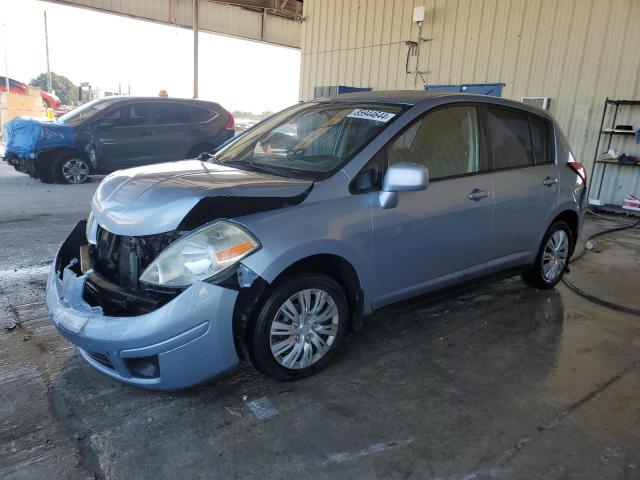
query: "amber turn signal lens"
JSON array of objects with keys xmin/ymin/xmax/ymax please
[{"xmin": 216, "ymin": 241, "xmax": 256, "ymax": 262}]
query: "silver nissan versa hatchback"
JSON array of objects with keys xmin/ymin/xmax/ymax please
[{"xmin": 46, "ymin": 91, "xmax": 587, "ymax": 389}]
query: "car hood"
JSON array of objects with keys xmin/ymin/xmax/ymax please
[{"xmin": 92, "ymin": 160, "xmax": 313, "ymax": 236}]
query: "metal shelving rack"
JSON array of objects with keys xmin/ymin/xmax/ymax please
[{"xmin": 587, "ymin": 98, "xmax": 640, "ymax": 204}]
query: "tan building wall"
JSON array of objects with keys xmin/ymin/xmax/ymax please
[{"xmin": 299, "ymin": 0, "xmax": 640, "ymax": 203}]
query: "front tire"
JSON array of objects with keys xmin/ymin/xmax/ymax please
[
  {"xmin": 523, "ymin": 221, "xmax": 572, "ymax": 289},
  {"xmin": 247, "ymin": 273, "xmax": 348, "ymax": 381},
  {"xmin": 53, "ymin": 153, "xmax": 91, "ymax": 184}
]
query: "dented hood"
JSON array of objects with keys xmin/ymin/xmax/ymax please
[{"xmin": 92, "ymin": 160, "xmax": 312, "ymax": 236}]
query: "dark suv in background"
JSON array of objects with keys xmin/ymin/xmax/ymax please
[{"xmin": 2, "ymin": 97, "xmax": 235, "ymax": 184}]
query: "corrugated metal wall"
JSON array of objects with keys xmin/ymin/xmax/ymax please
[
  {"xmin": 45, "ymin": 0, "xmax": 301, "ymax": 48},
  {"xmin": 300, "ymin": 0, "xmax": 640, "ymax": 205}
]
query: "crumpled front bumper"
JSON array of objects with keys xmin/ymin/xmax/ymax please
[{"xmin": 45, "ymin": 224, "xmax": 240, "ymax": 390}]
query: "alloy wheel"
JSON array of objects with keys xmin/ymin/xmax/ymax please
[
  {"xmin": 542, "ymin": 229, "xmax": 569, "ymax": 281},
  {"xmin": 61, "ymin": 158, "xmax": 90, "ymax": 184},
  {"xmin": 269, "ymin": 288, "xmax": 340, "ymax": 370}
]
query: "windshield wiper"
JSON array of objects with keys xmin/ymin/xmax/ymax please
[
  {"xmin": 248, "ymin": 162, "xmax": 298, "ymax": 178},
  {"xmin": 213, "ymin": 159, "xmax": 291, "ymax": 178}
]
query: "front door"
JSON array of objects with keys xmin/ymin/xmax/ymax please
[
  {"xmin": 370, "ymin": 104, "xmax": 495, "ymax": 309},
  {"xmin": 93, "ymin": 102, "xmax": 156, "ymax": 170}
]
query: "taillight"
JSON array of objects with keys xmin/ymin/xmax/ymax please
[
  {"xmin": 568, "ymin": 161, "xmax": 587, "ymax": 185},
  {"xmin": 224, "ymin": 109, "xmax": 234, "ymax": 130}
]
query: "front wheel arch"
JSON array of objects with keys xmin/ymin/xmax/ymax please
[
  {"xmin": 52, "ymin": 150, "xmax": 92, "ymax": 184},
  {"xmin": 245, "ymin": 272, "xmax": 349, "ymax": 380},
  {"xmin": 233, "ymin": 254, "xmax": 364, "ymax": 360}
]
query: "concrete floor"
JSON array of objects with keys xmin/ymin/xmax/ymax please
[{"xmin": 1, "ymin": 162, "xmax": 639, "ymax": 480}]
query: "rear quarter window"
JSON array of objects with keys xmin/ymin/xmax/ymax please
[
  {"xmin": 529, "ymin": 115, "xmax": 553, "ymax": 164},
  {"xmin": 190, "ymin": 106, "xmax": 218, "ymax": 123},
  {"xmin": 487, "ymin": 107, "xmax": 534, "ymax": 169}
]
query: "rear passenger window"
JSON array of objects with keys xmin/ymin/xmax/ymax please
[
  {"xmin": 487, "ymin": 107, "xmax": 534, "ymax": 169},
  {"xmin": 191, "ymin": 107, "xmax": 216, "ymax": 123},
  {"xmin": 151, "ymin": 103, "xmax": 191, "ymax": 125},
  {"xmin": 529, "ymin": 116, "xmax": 551, "ymax": 164},
  {"xmin": 388, "ymin": 106, "xmax": 481, "ymax": 179}
]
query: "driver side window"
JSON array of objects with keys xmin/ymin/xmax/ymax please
[
  {"xmin": 97, "ymin": 103, "xmax": 149, "ymax": 128},
  {"xmin": 388, "ymin": 106, "xmax": 481, "ymax": 180}
]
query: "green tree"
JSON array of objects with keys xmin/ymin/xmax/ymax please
[{"xmin": 29, "ymin": 72, "xmax": 79, "ymax": 105}]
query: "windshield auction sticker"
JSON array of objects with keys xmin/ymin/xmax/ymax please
[{"xmin": 347, "ymin": 109, "xmax": 396, "ymax": 122}]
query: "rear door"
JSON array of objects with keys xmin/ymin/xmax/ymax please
[
  {"xmin": 188, "ymin": 104, "xmax": 229, "ymax": 148},
  {"xmin": 147, "ymin": 102, "xmax": 197, "ymax": 162},
  {"xmin": 93, "ymin": 102, "xmax": 156, "ymax": 169},
  {"xmin": 485, "ymin": 106, "xmax": 559, "ymax": 268}
]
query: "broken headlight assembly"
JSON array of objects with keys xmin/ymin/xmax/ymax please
[{"xmin": 139, "ymin": 221, "xmax": 260, "ymax": 287}]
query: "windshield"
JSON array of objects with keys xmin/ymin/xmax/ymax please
[
  {"xmin": 213, "ymin": 102, "xmax": 404, "ymax": 180},
  {"xmin": 58, "ymin": 99, "xmax": 112, "ymax": 125}
]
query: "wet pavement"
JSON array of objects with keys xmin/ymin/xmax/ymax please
[{"xmin": 1, "ymin": 161, "xmax": 639, "ymax": 480}]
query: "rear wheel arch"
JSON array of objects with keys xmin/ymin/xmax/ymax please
[{"xmin": 549, "ymin": 210, "xmax": 579, "ymax": 253}]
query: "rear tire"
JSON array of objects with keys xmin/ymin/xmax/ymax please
[
  {"xmin": 522, "ymin": 221, "xmax": 572, "ymax": 289},
  {"xmin": 247, "ymin": 273, "xmax": 348, "ymax": 381}
]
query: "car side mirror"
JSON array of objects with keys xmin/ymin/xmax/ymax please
[{"xmin": 379, "ymin": 162, "xmax": 429, "ymax": 209}]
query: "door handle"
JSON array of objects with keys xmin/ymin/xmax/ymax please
[
  {"xmin": 543, "ymin": 176, "xmax": 558, "ymax": 186},
  {"xmin": 468, "ymin": 188, "xmax": 490, "ymax": 201},
  {"xmin": 141, "ymin": 130, "xmax": 153, "ymax": 136}
]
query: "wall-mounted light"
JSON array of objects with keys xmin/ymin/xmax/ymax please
[
  {"xmin": 406, "ymin": 6, "xmax": 432, "ymax": 84},
  {"xmin": 413, "ymin": 6, "xmax": 425, "ymax": 24}
]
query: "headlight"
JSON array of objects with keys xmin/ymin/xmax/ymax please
[
  {"xmin": 86, "ymin": 211, "xmax": 97, "ymax": 244},
  {"xmin": 139, "ymin": 221, "xmax": 259, "ymax": 287}
]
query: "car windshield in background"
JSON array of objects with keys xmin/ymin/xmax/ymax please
[
  {"xmin": 213, "ymin": 102, "xmax": 404, "ymax": 180},
  {"xmin": 58, "ymin": 99, "xmax": 111, "ymax": 125}
]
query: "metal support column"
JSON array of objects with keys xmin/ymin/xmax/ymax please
[
  {"xmin": 3, "ymin": 23, "xmax": 9, "ymax": 94},
  {"xmin": 193, "ymin": 0, "xmax": 199, "ymax": 98},
  {"xmin": 44, "ymin": 11, "xmax": 52, "ymax": 93}
]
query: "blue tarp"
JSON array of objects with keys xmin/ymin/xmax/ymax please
[{"xmin": 4, "ymin": 117, "xmax": 76, "ymax": 158}]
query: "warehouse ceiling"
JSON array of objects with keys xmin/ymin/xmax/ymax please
[{"xmin": 41, "ymin": 0, "xmax": 303, "ymax": 48}]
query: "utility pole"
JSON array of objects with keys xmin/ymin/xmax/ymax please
[
  {"xmin": 44, "ymin": 11, "xmax": 52, "ymax": 93},
  {"xmin": 3, "ymin": 23, "xmax": 9, "ymax": 94},
  {"xmin": 193, "ymin": 0, "xmax": 198, "ymax": 98}
]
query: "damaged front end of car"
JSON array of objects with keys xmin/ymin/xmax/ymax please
[
  {"xmin": 46, "ymin": 220, "xmax": 244, "ymax": 389},
  {"xmin": 46, "ymin": 158, "xmax": 316, "ymax": 388},
  {"xmin": 2, "ymin": 116, "xmax": 78, "ymax": 179}
]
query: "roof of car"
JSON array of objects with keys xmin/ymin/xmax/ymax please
[
  {"xmin": 93, "ymin": 96, "xmax": 220, "ymax": 108},
  {"xmin": 316, "ymin": 90, "xmax": 551, "ymax": 118},
  {"xmin": 316, "ymin": 90, "xmax": 453, "ymax": 105}
]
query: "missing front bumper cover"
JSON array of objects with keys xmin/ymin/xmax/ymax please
[{"xmin": 57, "ymin": 221, "xmax": 181, "ymax": 317}]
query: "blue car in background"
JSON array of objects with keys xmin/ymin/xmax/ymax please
[
  {"xmin": 2, "ymin": 96, "xmax": 235, "ymax": 184},
  {"xmin": 45, "ymin": 91, "xmax": 587, "ymax": 389}
]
